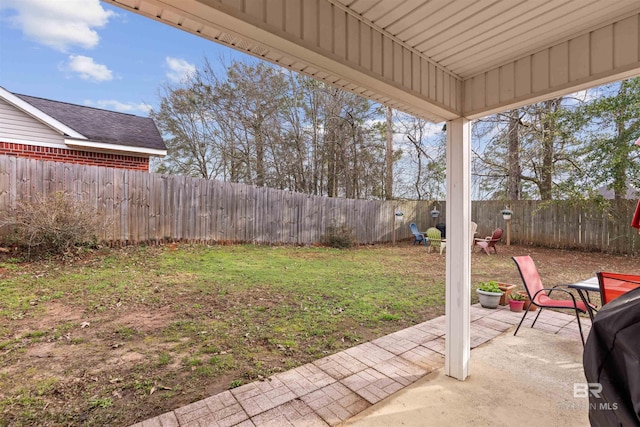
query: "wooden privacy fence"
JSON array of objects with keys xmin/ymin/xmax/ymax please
[
  {"xmin": 469, "ymin": 200, "xmax": 640, "ymax": 255},
  {"xmin": 0, "ymin": 157, "xmax": 434, "ymax": 245},
  {"xmin": 2, "ymin": 157, "xmax": 640, "ymax": 254}
]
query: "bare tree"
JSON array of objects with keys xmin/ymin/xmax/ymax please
[
  {"xmin": 506, "ymin": 110, "xmax": 522, "ymax": 200},
  {"xmin": 473, "ymin": 97, "xmax": 584, "ymax": 200},
  {"xmin": 153, "ymin": 57, "xmax": 392, "ymax": 199},
  {"xmin": 394, "ymin": 113, "xmax": 445, "ymax": 200},
  {"xmin": 151, "ymin": 83, "xmax": 227, "ymax": 179},
  {"xmin": 385, "ymin": 106, "xmax": 394, "ymax": 200}
]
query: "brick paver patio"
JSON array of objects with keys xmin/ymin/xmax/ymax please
[{"xmin": 131, "ymin": 304, "xmax": 590, "ymax": 427}]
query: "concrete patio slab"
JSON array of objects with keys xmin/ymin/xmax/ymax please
[
  {"xmin": 344, "ymin": 326, "xmax": 588, "ymax": 427},
  {"xmin": 132, "ymin": 304, "xmax": 589, "ymax": 427}
]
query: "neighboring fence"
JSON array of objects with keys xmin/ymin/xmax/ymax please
[
  {"xmin": 2, "ymin": 156, "xmax": 640, "ymax": 253},
  {"xmin": 470, "ymin": 200, "xmax": 640, "ymax": 255}
]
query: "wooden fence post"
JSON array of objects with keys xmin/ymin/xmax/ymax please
[{"xmin": 392, "ymin": 205, "xmax": 397, "ymax": 246}]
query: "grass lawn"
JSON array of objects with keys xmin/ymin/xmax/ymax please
[{"xmin": 0, "ymin": 243, "xmax": 638, "ymax": 425}]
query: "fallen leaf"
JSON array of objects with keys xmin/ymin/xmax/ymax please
[
  {"xmin": 149, "ymin": 386, "xmax": 156, "ymax": 395},
  {"xmin": 80, "ymin": 322, "xmax": 90, "ymax": 329}
]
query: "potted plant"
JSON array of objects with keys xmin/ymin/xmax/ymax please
[
  {"xmin": 476, "ymin": 281, "xmax": 504, "ymax": 309},
  {"xmin": 518, "ymin": 290, "xmax": 537, "ymax": 311},
  {"xmin": 509, "ymin": 292, "xmax": 526, "ymax": 312},
  {"xmin": 498, "ymin": 283, "xmax": 516, "ymax": 305},
  {"xmin": 501, "ymin": 208, "xmax": 513, "ymax": 220}
]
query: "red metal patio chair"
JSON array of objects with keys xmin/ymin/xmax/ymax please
[
  {"xmin": 512, "ymin": 255, "xmax": 590, "ymax": 345},
  {"xmin": 596, "ymin": 271, "xmax": 640, "ymax": 305}
]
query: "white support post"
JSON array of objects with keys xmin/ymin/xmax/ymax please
[{"xmin": 444, "ymin": 117, "xmax": 471, "ymax": 381}]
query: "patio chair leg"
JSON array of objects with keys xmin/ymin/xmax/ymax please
[
  {"xmin": 531, "ymin": 307, "xmax": 543, "ymax": 328},
  {"xmin": 574, "ymin": 309, "xmax": 586, "ymax": 346},
  {"xmin": 514, "ymin": 306, "xmax": 530, "ymax": 336}
]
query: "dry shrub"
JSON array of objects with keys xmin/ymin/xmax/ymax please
[
  {"xmin": 0, "ymin": 192, "xmax": 104, "ymax": 257},
  {"xmin": 321, "ymin": 224, "xmax": 356, "ymax": 249}
]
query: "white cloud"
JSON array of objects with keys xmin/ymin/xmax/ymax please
[
  {"xmin": 65, "ymin": 55, "xmax": 113, "ymax": 82},
  {"xmin": 165, "ymin": 57, "xmax": 196, "ymax": 84},
  {"xmin": 84, "ymin": 99, "xmax": 153, "ymax": 114},
  {"xmin": 1, "ymin": 0, "xmax": 113, "ymax": 52},
  {"xmin": 85, "ymin": 99, "xmax": 152, "ymax": 114}
]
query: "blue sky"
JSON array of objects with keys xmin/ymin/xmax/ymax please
[{"xmin": 0, "ymin": 0, "xmax": 246, "ymax": 115}]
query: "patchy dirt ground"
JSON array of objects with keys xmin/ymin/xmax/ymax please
[{"xmin": 0, "ymin": 243, "xmax": 637, "ymax": 426}]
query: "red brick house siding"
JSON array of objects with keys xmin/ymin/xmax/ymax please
[{"xmin": 0, "ymin": 142, "xmax": 149, "ymax": 171}]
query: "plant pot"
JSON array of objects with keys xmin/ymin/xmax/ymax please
[
  {"xmin": 477, "ymin": 289, "xmax": 503, "ymax": 309},
  {"xmin": 498, "ymin": 284, "xmax": 516, "ymax": 305},
  {"xmin": 518, "ymin": 290, "xmax": 537, "ymax": 311},
  {"xmin": 509, "ymin": 299, "xmax": 525, "ymax": 312}
]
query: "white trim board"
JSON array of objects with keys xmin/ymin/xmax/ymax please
[
  {"xmin": 0, "ymin": 137, "xmax": 165, "ymax": 158},
  {"xmin": 0, "ymin": 86, "xmax": 87, "ymax": 140},
  {"xmin": 64, "ymin": 139, "xmax": 167, "ymax": 157}
]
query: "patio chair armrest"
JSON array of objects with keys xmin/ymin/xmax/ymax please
[
  {"xmin": 531, "ymin": 287, "xmax": 584, "ymax": 312},
  {"xmin": 539, "ymin": 286, "xmax": 575, "ymax": 293},
  {"xmin": 549, "ymin": 284, "xmax": 578, "ymax": 291}
]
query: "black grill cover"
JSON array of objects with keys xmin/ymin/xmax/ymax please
[
  {"xmin": 435, "ymin": 223, "xmax": 446, "ymax": 239},
  {"xmin": 583, "ymin": 287, "xmax": 640, "ymax": 426}
]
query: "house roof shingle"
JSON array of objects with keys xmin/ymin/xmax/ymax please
[{"xmin": 15, "ymin": 94, "xmax": 166, "ymax": 151}]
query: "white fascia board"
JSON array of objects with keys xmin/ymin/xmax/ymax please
[
  {"xmin": 64, "ymin": 138, "xmax": 167, "ymax": 157},
  {"xmin": 0, "ymin": 86, "xmax": 87, "ymax": 140},
  {"xmin": 0, "ymin": 137, "xmax": 69, "ymax": 150}
]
